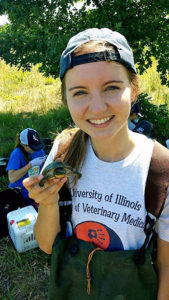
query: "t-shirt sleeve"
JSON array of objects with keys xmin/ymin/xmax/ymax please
[
  {"xmin": 155, "ymin": 187, "xmax": 169, "ymax": 242},
  {"xmin": 6, "ymin": 149, "xmax": 23, "ymax": 171},
  {"xmin": 40, "ymin": 149, "xmax": 46, "ymax": 156}
]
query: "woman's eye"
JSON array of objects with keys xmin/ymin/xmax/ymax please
[
  {"xmin": 106, "ymin": 86, "xmax": 119, "ymax": 91},
  {"xmin": 73, "ymin": 90, "xmax": 87, "ymax": 96}
]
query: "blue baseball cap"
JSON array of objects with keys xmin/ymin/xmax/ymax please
[
  {"xmin": 60, "ymin": 28, "xmax": 137, "ymax": 81},
  {"xmin": 130, "ymin": 103, "xmax": 144, "ymax": 117},
  {"xmin": 20, "ymin": 128, "xmax": 43, "ymax": 151}
]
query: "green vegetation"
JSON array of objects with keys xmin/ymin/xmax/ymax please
[
  {"xmin": 0, "ymin": 2, "xmax": 168, "ymax": 298},
  {"xmin": 0, "ymin": 237, "xmax": 50, "ymax": 300},
  {"xmin": 0, "ymin": 0, "xmax": 168, "ymax": 85},
  {"xmin": 0, "ymin": 57, "xmax": 168, "ymax": 299},
  {"xmin": 138, "ymin": 58, "xmax": 169, "ymax": 144},
  {"xmin": 0, "ymin": 61, "xmax": 73, "ymax": 299},
  {"xmin": 139, "ymin": 58, "xmax": 169, "ymax": 106},
  {"xmin": 0, "ymin": 60, "xmax": 73, "ymax": 158}
]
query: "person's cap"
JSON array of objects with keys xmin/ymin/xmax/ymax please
[
  {"xmin": 60, "ymin": 28, "xmax": 137, "ymax": 81},
  {"xmin": 20, "ymin": 128, "xmax": 43, "ymax": 151},
  {"xmin": 130, "ymin": 103, "xmax": 144, "ymax": 117}
]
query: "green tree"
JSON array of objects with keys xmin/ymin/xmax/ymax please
[
  {"xmin": 0, "ymin": 0, "xmax": 168, "ymax": 84},
  {"xmin": 138, "ymin": 93, "xmax": 169, "ymax": 145}
]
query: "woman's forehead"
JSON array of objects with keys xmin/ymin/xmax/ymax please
[{"xmin": 65, "ymin": 60, "xmax": 130, "ymax": 85}]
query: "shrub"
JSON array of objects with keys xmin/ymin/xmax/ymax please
[{"xmin": 138, "ymin": 93, "xmax": 169, "ymax": 145}]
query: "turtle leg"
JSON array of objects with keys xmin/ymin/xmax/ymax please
[
  {"xmin": 39, "ymin": 175, "xmax": 50, "ymax": 187},
  {"xmin": 70, "ymin": 171, "xmax": 82, "ymax": 179}
]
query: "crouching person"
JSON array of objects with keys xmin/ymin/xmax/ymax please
[{"xmin": 7, "ymin": 128, "xmax": 46, "ymax": 210}]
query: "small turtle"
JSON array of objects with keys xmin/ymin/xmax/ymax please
[{"xmin": 39, "ymin": 161, "xmax": 81, "ymax": 187}]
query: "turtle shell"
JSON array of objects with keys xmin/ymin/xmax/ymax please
[{"xmin": 42, "ymin": 161, "xmax": 73, "ymax": 177}]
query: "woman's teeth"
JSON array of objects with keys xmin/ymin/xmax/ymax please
[{"xmin": 89, "ymin": 116, "xmax": 112, "ymax": 124}]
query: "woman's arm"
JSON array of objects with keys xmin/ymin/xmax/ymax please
[
  {"xmin": 8, "ymin": 163, "xmax": 32, "ymax": 183},
  {"xmin": 23, "ymin": 174, "xmax": 67, "ymax": 254},
  {"xmin": 8, "ymin": 156, "xmax": 46, "ymax": 183},
  {"xmin": 34, "ymin": 202, "xmax": 60, "ymax": 254},
  {"xmin": 155, "ymin": 237, "xmax": 169, "ymax": 300}
]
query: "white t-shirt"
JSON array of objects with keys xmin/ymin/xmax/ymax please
[{"xmin": 43, "ymin": 133, "xmax": 169, "ymax": 251}]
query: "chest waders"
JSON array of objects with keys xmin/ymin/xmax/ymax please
[{"xmin": 48, "ymin": 141, "xmax": 169, "ymax": 300}]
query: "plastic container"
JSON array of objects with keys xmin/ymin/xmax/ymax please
[{"xmin": 7, "ymin": 206, "xmax": 39, "ymax": 253}]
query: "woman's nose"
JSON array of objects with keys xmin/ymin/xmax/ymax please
[{"xmin": 88, "ymin": 91, "xmax": 107, "ymax": 115}]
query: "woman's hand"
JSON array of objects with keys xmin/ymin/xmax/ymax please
[
  {"xmin": 23, "ymin": 174, "xmax": 67, "ymax": 253},
  {"xmin": 23, "ymin": 174, "xmax": 67, "ymax": 206}
]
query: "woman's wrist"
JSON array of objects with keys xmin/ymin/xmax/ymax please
[
  {"xmin": 39, "ymin": 201, "xmax": 60, "ymax": 209},
  {"xmin": 27, "ymin": 162, "xmax": 32, "ymax": 169}
]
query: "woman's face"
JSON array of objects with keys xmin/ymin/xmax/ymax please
[
  {"xmin": 22, "ymin": 144, "xmax": 34, "ymax": 153},
  {"xmin": 65, "ymin": 61, "xmax": 134, "ymax": 143}
]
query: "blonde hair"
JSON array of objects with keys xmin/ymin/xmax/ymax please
[{"xmin": 59, "ymin": 40, "xmax": 139, "ymax": 184}]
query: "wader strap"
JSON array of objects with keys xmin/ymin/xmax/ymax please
[
  {"xmin": 58, "ymin": 185, "xmax": 72, "ymax": 239},
  {"xmin": 145, "ymin": 141, "xmax": 169, "ymax": 217},
  {"xmin": 133, "ymin": 214, "xmax": 156, "ymax": 266},
  {"xmin": 133, "ymin": 141, "xmax": 169, "ymax": 266},
  {"xmin": 86, "ymin": 247, "xmax": 103, "ymax": 295}
]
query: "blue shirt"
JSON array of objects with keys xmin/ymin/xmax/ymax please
[
  {"xmin": 6, "ymin": 147, "xmax": 45, "ymax": 198},
  {"xmin": 128, "ymin": 120, "xmax": 136, "ymax": 131}
]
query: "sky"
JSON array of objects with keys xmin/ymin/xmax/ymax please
[{"xmin": 0, "ymin": 15, "xmax": 9, "ymax": 25}]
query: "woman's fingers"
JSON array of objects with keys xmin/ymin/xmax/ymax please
[
  {"xmin": 23, "ymin": 175, "xmax": 67, "ymax": 205},
  {"xmin": 29, "ymin": 176, "xmax": 67, "ymax": 198},
  {"xmin": 23, "ymin": 174, "xmax": 43, "ymax": 189}
]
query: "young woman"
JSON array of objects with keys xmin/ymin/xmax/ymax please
[
  {"xmin": 7, "ymin": 128, "xmax": 46, "ymax": 208},
  {"xmin": 23, "ymin": 28, "xmax": 169, "ymax": 299}
]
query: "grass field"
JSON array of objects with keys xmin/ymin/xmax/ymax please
[
  {"xmin": 0, "ymin": 61, "xmax": 73, "ymax": 300},
  {"xmin": 0, "ymin": 174, "xmax": 51, "ymax": 300},
  {"xmin": 0, "ymin": 236, "xmax": 50, "ymax": 300},
  {"xmin": 0, "ymin": 58, "xmax": 168, "ymax": 299}
]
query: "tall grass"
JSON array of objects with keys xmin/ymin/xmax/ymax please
[
  {"xmin": 139, "ymin": 57, "xmax": 169, "ymax": 106},
  {"xmin": 1, "ymin": 57, "xmax": 168, "ymax": 115},
  {"xmin": 0, "ymin": 60, "xmax": 62, "ymax": 113},
  {"xmin": 0, "ymin": 59, "xmax": 73, "ymax": 157},
  {"xmin": 0, "ymin": 108, "xmax": 72, "ymax": 157}
]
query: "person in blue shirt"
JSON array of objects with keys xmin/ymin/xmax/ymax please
[
  {"xmin": 128, "ymin": 103, "xmax": 143, "ymax": 131},
  {"xmin": 6, "ymin": 128, "xmax": 46, "ymax": 208}
]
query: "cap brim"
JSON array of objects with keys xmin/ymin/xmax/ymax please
[{"xmin": 30, "ymin": 141, "xmax": 43, "ymax": 151}]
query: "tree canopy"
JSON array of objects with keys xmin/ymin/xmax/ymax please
[{"xmin": 0, "ymin": 0, "xmax": 168, "ymax": 84}]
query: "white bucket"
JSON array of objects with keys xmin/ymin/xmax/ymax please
[{"xmin": 7, "ymin": 206, "xmax": 39, "ymax": 253}]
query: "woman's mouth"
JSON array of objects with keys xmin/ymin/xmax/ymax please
[{"xmin": 88, "ymin": 115, "xmax": 114, "ymax": 125}]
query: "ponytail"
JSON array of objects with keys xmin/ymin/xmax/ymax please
[{"xmin": 54, "ymin": 127, "xmax": 88, "ymax": 185}]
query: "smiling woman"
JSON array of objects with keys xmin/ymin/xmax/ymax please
[
  {"xmin": 23, "ymin": 28, "xmax": 169, "ymax": 300},
  {"xmin": 65, "ymin": 60, "xmax": 133, "ymax": 155}
]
